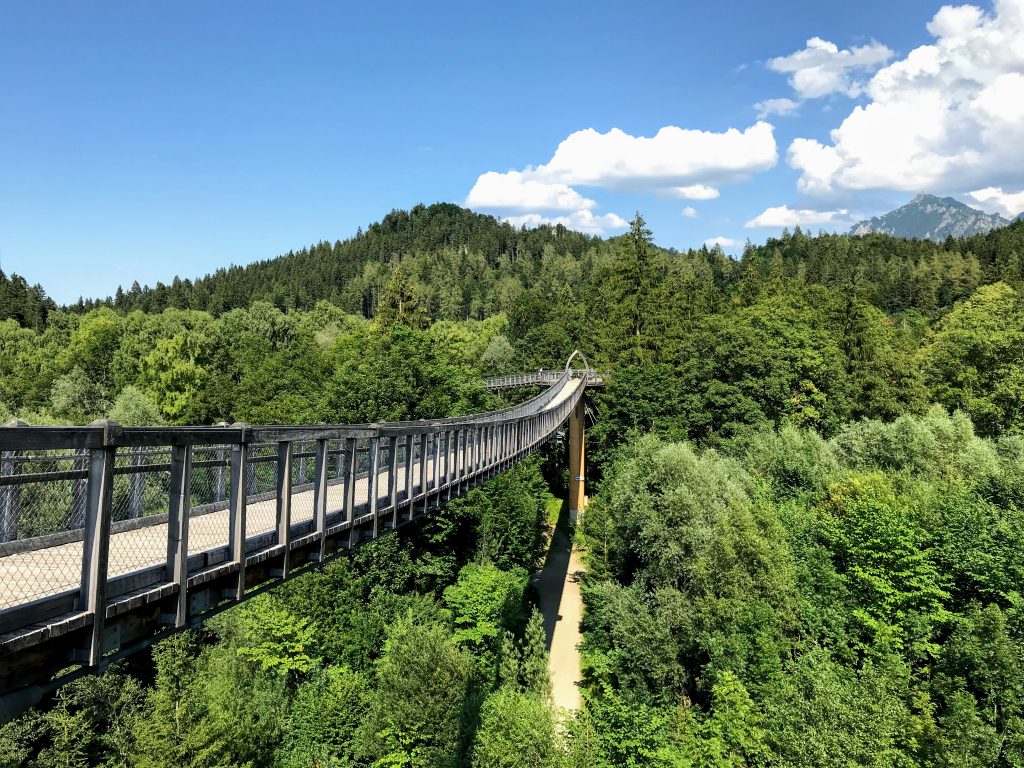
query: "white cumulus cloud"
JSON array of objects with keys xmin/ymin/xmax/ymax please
[
  {"xmin": 504, "ymin": 210, "xmax": 628, "ymax": 235},
  {"xmin": 467, "ymin": 121, "xmax": 777, "ymax": 236},
  {"xmin": 465, "ymin": 171, "xmax": 596, "ymax": 212},
  {"xmin": 768, "ymin": 36, "xmax": 894, "ymax": 99},
  {"xmin": 969, "ymin": 186, "xmax": 1024, "ymax": 218},
  {"xmin": 668, "ymin": 184, "xmax": 721, "ymax": 200},
  {"xmin": 704, "ymin": 236, "xmax": 743, "ymax": 249},
  {"xmin": 745, "ymin": 205, "xmax": 852, "ymax": 228},
  {"xmin": 682, "ymin": 206, "xmax": 698, "ymax": 218},
  {"xmin": 533, "ymin": 123, "xmax": 777, "ymax": 190},
  {"xmin": 788, "ymin": 0, "xmax": 1024, "ymax": 196},
  {"xmin": 754, "ymin": 97, "xmax": 801, "ymax": 119}
]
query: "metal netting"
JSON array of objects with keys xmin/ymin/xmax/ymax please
[
  {"xmin": 289, "ymin": 440, "xmax": 316, "ymax": 525},
  {"xmin": 107, "ymin": 450, "xmax": 170, "ymax": 579},
  {"xmin": 0, "ymin": 451, "xmax": 87, "ymax": 610},
  {"xmin": 324, "ymin": 440, "xmax": 347, "ymax": 523},
  {"xmin": 374, "ymin": 438, "xmax": 392, "ymax": 510},
  {"xmin": 187, "ymin": 446, "xmax": 232, "ymax": 558},
  {"xmin": 0, "ymin": 450, "xmax": 89, "ymax": 541},
  {"xmin": 245, "ymin": 443, "xmax": 278, "ymax": 538}
]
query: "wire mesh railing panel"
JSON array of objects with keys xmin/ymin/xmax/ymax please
[
  {"xmin": 188, "ymin": 447, "xmax": 231, "ymax": 557},
  {"xmin": 324, "ymin": 440, "xmax": 347, "ymax": 523},
  {"xmin": 290, "ymin": 441, "xmax": 315, "ymax": 525},
  {"xmin": 110, "ymin": 448, "xmax": 172, "ymax": 523},
  {"xmin": 107, "ymin": 453, "xmax": 170, "ymax": 579},
  {"xmin": 0, "ymin": 453, "xmax": 87, "ymax": 610},
  {"xmin": 245, "ymin": 443, "xmax": 278, "ymax": 538},
  {"xmin": 0, "ymin": 451, "xmax": 88, "ymax": 541}
]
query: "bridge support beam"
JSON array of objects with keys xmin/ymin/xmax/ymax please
[{"xmin": 568, "ymin": 397, "xmax": 586, "ymax": 525}]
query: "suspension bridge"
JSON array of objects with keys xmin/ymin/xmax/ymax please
[{"xmin": 0, "ymin": 354, "xmax": 600, "ymax": 720}]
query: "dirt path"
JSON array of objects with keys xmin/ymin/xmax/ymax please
[{"xmin": 534, "ymin": 508, "xmax": 583, "ymax": 711}]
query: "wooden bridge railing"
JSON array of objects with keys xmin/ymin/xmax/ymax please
[
  {"xmin": 485, "ymin": 368, "xmax": 602, "ymax": 390},
  {"xmin": 0, "ymin": 357, "xmax": 593, "ymax": 721}
]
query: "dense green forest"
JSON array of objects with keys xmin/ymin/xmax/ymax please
[{"xmin": 2, "ymin": 204, "xmax": 1024, "ymax": 766}]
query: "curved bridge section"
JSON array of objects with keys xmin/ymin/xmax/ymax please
[
  {"xmin": 485, "ymin": 368, "xmax": 602, "ymax": 391},
  {"xmin": 0, "ymin": 356, "xmax": 596, "ymax": 720}
]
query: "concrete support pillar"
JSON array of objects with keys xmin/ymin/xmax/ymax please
[{"xmin": 568, "ymin": 397, "xmax": 586, "ymax": 525}]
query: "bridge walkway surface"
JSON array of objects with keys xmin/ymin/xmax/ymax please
[{"xmin": 0, "ymin": 356, "xmax": 595, "ymax": 722}]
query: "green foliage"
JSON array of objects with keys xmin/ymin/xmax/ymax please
[
  {"xmin": 278, "ymin": 665, "xmax": 369, "ymax": 768},
  {"xmin": 7, "ymin": 207, "xmax": 1024, "ymax": 767},
  {"xmin": 108, "ymin": 385, "xmax": 163, "ymax": 425},
  {"xmin": 475, "ymin": 459, "xmax": 549, "ymax": 570},
  {"xmin": 359, "ymin": 614, "xmax": 473, "ymax": 768},
  {"xmin": 918, "ymin": 282, "xmax": 1024, "ymax": 436},
  {"xmin": 580, "ymin": 437, "xmax": 797, "ymax": 701},
  {"xmin": 678, "ymin": 294, "xmax": 850, "ymax": 439},
  {"xmin": 49, "ymin": 366, "xmax": 108, "ymax": 424},
  {"xmin": 0, "ymin": 269, "xmax": 54, "ymax": 329},
  {"xmin": 817, "ymin": 473, "xmax": 948, "ymax": 656},
  {"xmin": 471, "ymin": 688, "xmax": 557, "ymax": 768},
  {"xmin": 234, "ymin": 596, "xmax": 320, "ymax": 677},
  {"xmin": 443, "ymin": 562, "xmax": 528, "ymax": 681},
  {"xmin": 579, "ymin": 407, "xmax": 1024, "ymax": 766},
  {"xmin": 326, "ymin": 323, "xmax": 485, "ymax": 422},
  {"xmin": 688, "ymin": 671, "xmax": 772, "ymax": 768}
]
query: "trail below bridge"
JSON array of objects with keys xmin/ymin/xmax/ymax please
[{"xmin": 534, "ymin": 507, "xmax": 584, "ymax": 711}]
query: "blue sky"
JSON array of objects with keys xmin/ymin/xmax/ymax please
[{"xmin": 3, "ymin": 0, "xmax": 1023, "ymax": 303}]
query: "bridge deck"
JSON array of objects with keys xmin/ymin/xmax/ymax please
[
  {"xmin": 0, "ymin": 376, "xmax": 583, "ymax": 611},
  {"xmin": 0, "ymin": 368, "xmax": 589, "ymax": 722},
  {"xmin": 2, "ymin": 459, "xmax": 410, "ymax": 608}
]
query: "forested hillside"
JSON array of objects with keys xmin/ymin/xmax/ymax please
[
  {"xmin": 2, "ymin": 205, "xmax": 1024, "ymax": 766},
  {"xmin": 0, "ymin": 270, "xmax": 54, "ymax": 331}
]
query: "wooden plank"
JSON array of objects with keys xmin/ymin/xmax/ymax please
[
  {"xmin": 276, "ymin": 441, "xmax": 292, "ymax": 578},
  {"xmin": 312, "ymin": 438, "xmax": 329, "ymax": 561},
  {"xmin": 367, "ymin": 438, "xmax": 379, "ymax": 539},
  {"xmin": 166, "ymin": 445, "xmax": 192, "ymax": 628},
  {"xmin": 0, "ymin": 427, "xmax": 104, "ymax": 452},
  {"xmin": 432, "ymin": 430, "xmax": 440, "ymax": 500},
  {"xmin": 117, "ymin": 427, "xmax": 244, "ymax": 447},
  {"xmin": 404, "ymin": 434, "xmax": 414, "ymax": 512},
  {"xmin": 388, "ymin": 436, "xmax": 399, "ymax": 530},
  {"xmin": 80, "ymin": 439, "xmax": 115, "ymax": 666},
  {"xmin": 228, "ymin": 434, "xmax": 248, "ymax": 601},
  {"xmin": 344, "ymin": 438, "xmax": 358, "ymax": 548},
  {"xmin": 417, "ymin": 433, "xmax": 428, "ymax": 515}
]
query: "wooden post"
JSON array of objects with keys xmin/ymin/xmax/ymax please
[
  {"xmin": 432, "ymin": 430, "xmax": 440, "ymax": 500},
  {"xmin": 417, "ymin": 433, "xmax": 428, "ymax": 514},
  {"xmin": 388, "ymin": 436, "xmax": 399, "ymax": 529},
  {"xmin": 404, "ymin": 434, "xmax": 414, "ymax": 513},
  {"xmin": 313, "ymin": 438, "xmax": 329, "ymax": 561},
  {"xmin": 461, "ymin": 429, "xmax": 469, "ymax": 483},
  {"xmin": 276, "ymin": 441, "xmax": 293, "ymax": 577},
  {"xmin": 228, "ymin": 423, "xmax": 250, "ymax": 600},
  {"xmin": 166, "ymin": 444, "xmax": 192, "ymax": 627},
  {"xmin": 475, "ymin": 430, "xmax": 483, "ymax": 479},
  {"xmin": 455, "ymin": 429, "xmax": 463, "ymax": 489},
  {"xmin": 443, "ymin": 430, "xmax": 453, "ymax": 501},
  {"xmin": 438, "ymin": 431, "xmax": 447, "ymax": 491},
  {"xmin": 568, "ymin": 397, "xmax": 586, "ymax": 525},
  {"xmin": 367, "ymin": 436, "xmax": 380, "ymax": 539},
  {"xmin": 80, "ymin": 419, "xmax": 118, "ymax": 666},
  {"xmin": 344, "ymin": 437, "xmax": 358, "ymax": 548}
]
